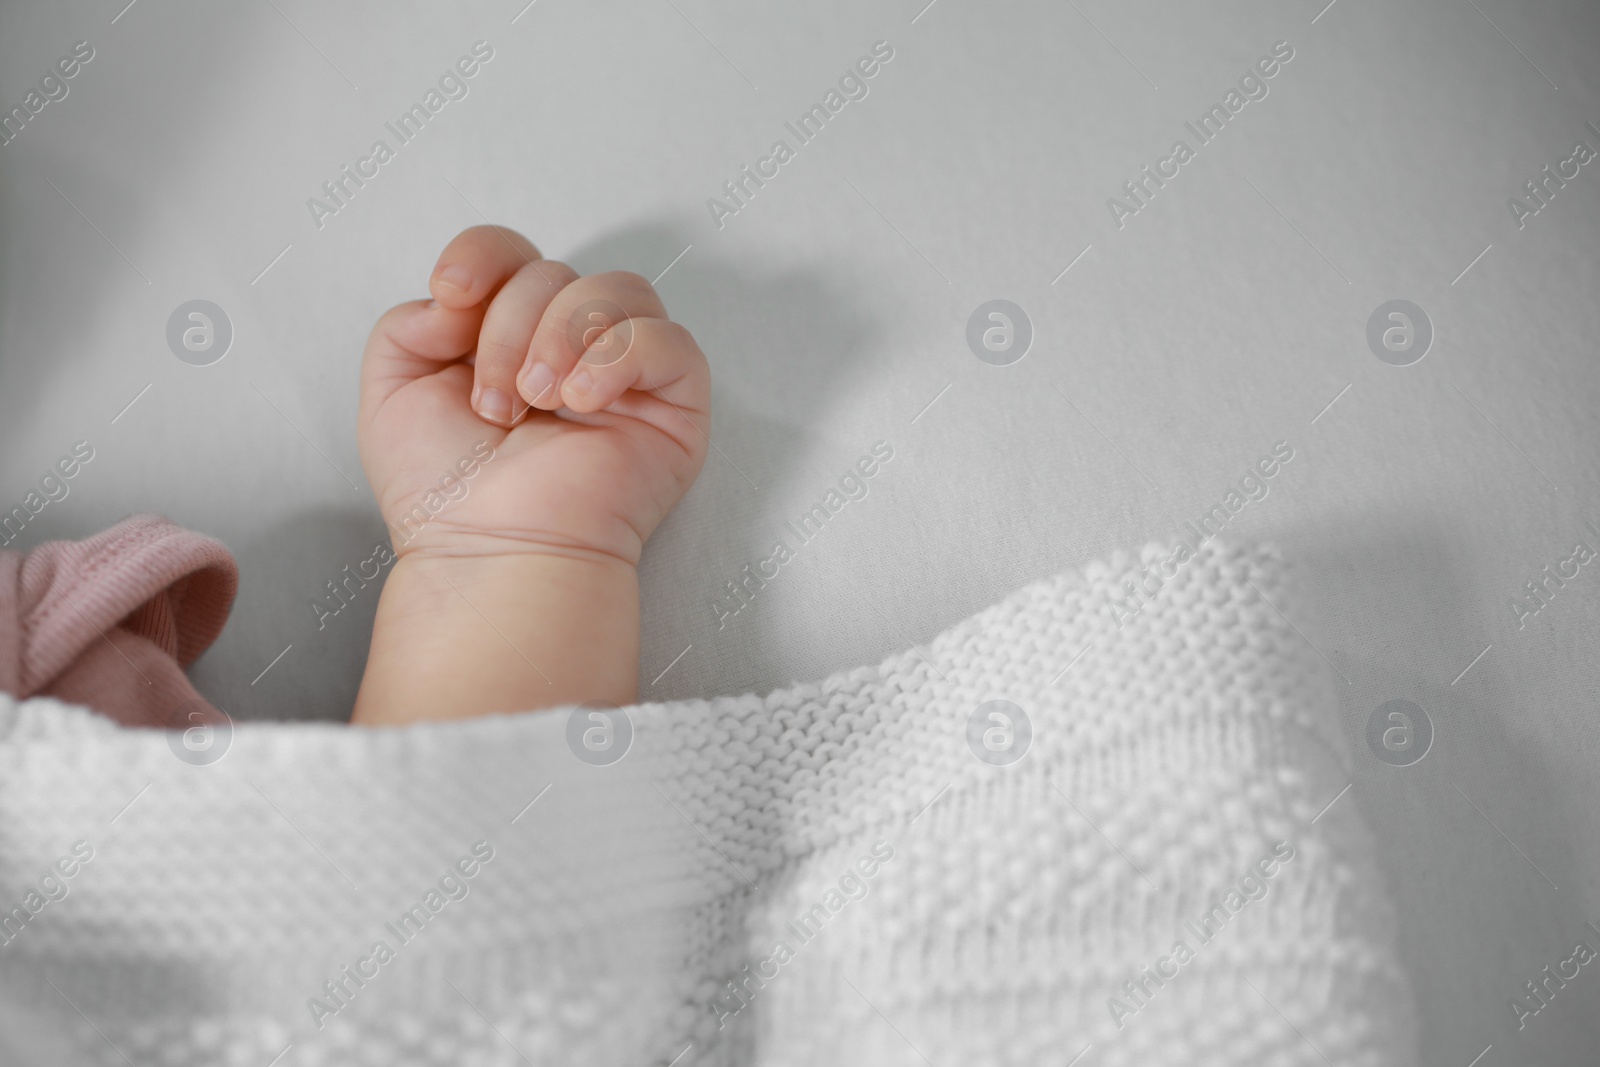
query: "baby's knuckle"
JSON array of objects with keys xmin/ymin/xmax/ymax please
[
  {"xmin": 376, "ymin": 301, "xmax": 419, "ymax": 330},
  {"xmin": 533, "ymin": 259, "xmax": 577, "ymax": 285},
  {"xmin": 661, "ymin": 319, "xmax": 696, "ymax": 347},
  {"xmin": 604, "ymin": 270, "xmax": 652, "ymax": 294},
  {"xmin": 478, "ymin": 335, "xmax": 525, "ymax": 363},
  {"xmin": 459, "ymin": 223, "xmax": 502, "ymax": 242}
]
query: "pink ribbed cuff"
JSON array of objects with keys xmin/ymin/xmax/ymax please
[{"xmin": 0, "ymin": 514, "xmax": 238, "ymax": 726}]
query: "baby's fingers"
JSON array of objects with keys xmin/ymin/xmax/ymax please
[
  {"xmin": 472, "ymin": 260, "xmax": 580, "ymax": 425},
  {"xmin": 560, "ymin": 317, "xmax": 710, "ymax": 421},
  {"xmin": 520, "ymin": 272, "xmax": 667, "ymax": 410},
  {"xmin": 364, "ymin": 225, "xmax": 543, "ymax": 413},
  {"xmin": 430, "ymin": 225, "xmax": 542, "ymax": 308}
]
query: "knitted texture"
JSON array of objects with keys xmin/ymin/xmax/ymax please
[
  {"xmin": 0, "ymin": 539, "xmax": 1417, "ymax": 1066},
  {"xmin": 0, "ymin": 514, "xmax": 238, "ymax": 728}
]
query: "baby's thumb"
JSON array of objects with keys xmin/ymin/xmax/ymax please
[{"xmin": 358, "ymin": 299, "xmax": 482, "ymax": 415}]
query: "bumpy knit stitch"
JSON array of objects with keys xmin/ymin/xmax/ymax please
[{"xmin": 0, "ymin": 539, "xmax": 1416, "ymax": 1066}]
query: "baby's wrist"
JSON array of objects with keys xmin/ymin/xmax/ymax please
[
  {"xmin": 388, "ymin": 548, "xmax": 637, "ymax": 600},
  {"xmin": 352, "ymin": 548, "xmax": 640, "ymax": 726},
  {"xmin": 388, "ymin": 523, "xmax": 642, "ymax": 570}
]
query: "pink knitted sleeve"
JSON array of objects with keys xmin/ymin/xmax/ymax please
[{"xmin": 0, "ymin": 514, "xmax": 238, "ymax": 727}]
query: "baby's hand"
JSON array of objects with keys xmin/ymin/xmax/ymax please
[
  {"xmin": 351, "ymin": 226, "xmax": 709, "ymax": 725},
  {"xmin": 358, "ymin": 225, "xmax": 710, "ymax": 568}
]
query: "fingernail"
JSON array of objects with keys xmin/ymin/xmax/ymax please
[
  {"xmin": 522, "ymin": 361, "xmax": 556, "ymax": 405},
  {"xmin": 475, "ymin": 386, "xmax": 514, "ymax": 424},
  {"xmin": 566, "ymin": 368, "xmax": 595, "ymax": 399},
  {"xmin": 437, "ymin": 264, "xmax": 473, "ymax": 293}
]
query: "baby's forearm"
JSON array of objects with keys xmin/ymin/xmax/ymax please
[{"xmin": 351, "ymin": 552, "xmax": 639, "ymax": 726}]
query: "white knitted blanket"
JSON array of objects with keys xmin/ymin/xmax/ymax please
[{"xmin": 0, "ymin": 540, "xmax": 1416, "ymax": 1066}]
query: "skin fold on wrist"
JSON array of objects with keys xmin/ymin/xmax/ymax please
[{"xmin": 350, "ymin": 550, "xmax": 639, "ymax": 726}]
